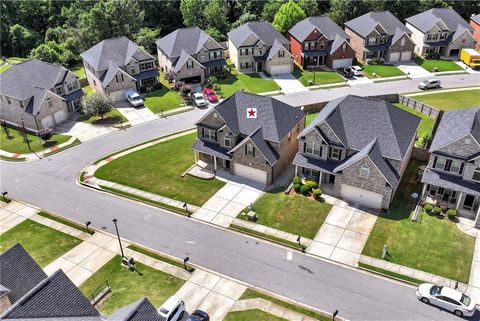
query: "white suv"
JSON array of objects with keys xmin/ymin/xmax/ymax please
[
  {"xmin": 418, "ymin": 79, "xmax": 441, "ymax": 90},
  {"xmin": 158, "ymin": 296, "xmax": 186, "ymax": 321}
]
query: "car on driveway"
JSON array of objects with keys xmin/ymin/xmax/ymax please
[
  {"xmin": 186, "ymin": 309, "xmax": 210, "ymax": 321},
  {"xmin": 349, "ymin": 66, "xmax": 364, "ymax": 76},
  {"xmin": 202, "ymin": 87, "xmax": 218, "ymax": 103},
  {"xmin": 190, "ymin": 92, "xmax": 208, "ymax": 107},
  {"xmin": 336, "ymin": 67, "xmax": 354, "ymax": 78},
  {"xmin": 158, "ymin": 296, "xmax": 186, "ymax": 321},
  {"xmin": 418, "ymin": 79, "xmax": 441, "ymax": 90},
  {"xmin": 416, "ymin": 283, "xmax": 476, "ymax": 317},
  {"xmin": 125, "ymin": 89, "xmax": 144, "ymax": 107}
]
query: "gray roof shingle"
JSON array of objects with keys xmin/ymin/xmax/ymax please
[
  {"xmin": 228, "ymin": 21, "xmax": 289, "ymax": 48},
  {"xmin": 406, "ymin": 8, "xmax": 472, "ymax": 33},
  {"xmin": 421, "ymin": 167, "xmax": 480, "ymax": 197},
  {"xmin": 108, "ymin": 298, "xmax": 161, "ymax": 321},
  {"xmin": 289, "ymin": 16, "xmax": 350, "ymax": 43},
  {"xmin": 241, "ymin": 127, "xmax": 280, "ymax": 164},
  {"xmin": 192, "ymin": 139, "xmax": 231, "ymax": 160},
  {"xmin": 344, "ymin": 11, "xmax": 411, "ymax": 37},
  {"xmin": 472, "ymin": 14, "xmax": 480, "ymax": 25}
]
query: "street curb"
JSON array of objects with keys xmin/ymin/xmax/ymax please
[{"xmin": 357, "ymin": 265, "xmax": 419, "ymax": 287}]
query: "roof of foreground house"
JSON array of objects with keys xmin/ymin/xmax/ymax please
[
  {"xmin": 108, "ymin": 298, "xmax": 161, "ymax": 321},
  {"xmin": 228, "ymin": 21, "xmax": 290, "ymax": 48},
  {"xmin": 406, "ymin": 8, "xmax": 472, "ymax": 34},
  {"xmin": 344, "ymin": 11, "xmax": 411, "ymax": 37}
]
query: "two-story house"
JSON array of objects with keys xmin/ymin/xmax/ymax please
[
  {"xmin": 344, "ymin": 11, "xmax": 415, "ymax": 63},
  {"xmin": 81, "ymin": 36, "xmax": 159, "ymax": 101},
  {"xmin": 421, "ymin": 108, "xmax": 480, "ymax": 227},
  {"xmin": 228, "ymin": 21, "xmax": 294, "ymax": 75},
  {"xmin": 469, "ymin": 14, "xmax": 480, "ymax": 51},
  {"xmin": 192, "ymin": 92, "xmax": 305, "ymax": 185},
  {"xmin": 406, "ymin": 8, "xmax": 475, "ymax": 58},
  {"xmin": 156, "ymin": 26, "xmax": 226, "ymax": 83},
  {"xmin": 0, "ymin": 59, "xmax": 84, "ymax": 131},
  {"xmin": 293, "ymin": 95, "xmax": 420, "ymax": 209},
  {"xmin": 289, "ymin": 16, "xmax": 355, "ymax": 69}
]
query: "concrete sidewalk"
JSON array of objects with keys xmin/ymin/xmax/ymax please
[
  {"xmin": 0, "ymin": 200, "xmax": 38, "ymax": 232},
  {"xmin": 270, "ymin": 73, "xmax": 308, "ymax": 94}
]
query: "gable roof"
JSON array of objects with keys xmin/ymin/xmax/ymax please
[
  {"xmin": 229, "ymin": 127, "xmax": 280, "ymax": 165},
  {"xmin": 81, "ymin": 36, "xmax": 154, "ymax": 72},
  {"xmin": 472, "ymin": 14, "xmax": 480, "ymax": 25},
  {"xmin": 156, "ymin": 26, "xmax": 223, "ymax": 58},
  {"xmin": 345, "ymin": 11, "xmax": 411, "ymax": 37},
  {"xmin": 406, "ymin": 8, "xmax": 472, "ymax": 33},
  {"xmin": 0, "ymin": 243, "xmax": 47, "ymax": 305},
  {"xmin": 172, "ymin": 49, "xmax": 204, "ymax": 73},
  {"xmin": 300, "ymin": 95, "xmax": 421, "ymax": 160},
  {"xmin": 101, "ymin": 62, "xmax": 136, "ymax": 87},
  {"xmin": 289, "ymin": 16, "xmax": 349, "ymax": 43},
  {"xmin": 228, "ymin": 21, "xmax": 289, "ymax": 48},
  {"xmin": 108, "ymin": 298, "xmax": 161, "ymax": 321},
  {"xmin": 265, "ymin": 39, "xmax": 291, "ymax": 61},
  {"xmin": 430, "ymin": 108, "xmax": 480, "ymax": 152}
]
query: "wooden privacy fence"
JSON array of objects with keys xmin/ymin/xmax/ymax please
[{"xmin": 399, "ymin": 96, "xmax": 440, "ymax": 119}]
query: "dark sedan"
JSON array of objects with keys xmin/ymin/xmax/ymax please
[{"xmin": 186, "ymin": 309, "xmax": 209, "ymax": 321}]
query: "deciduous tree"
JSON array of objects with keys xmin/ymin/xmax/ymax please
[
  {"xmin": 272, "ymin": 0, "xmax": 306, "ymax": 33},
  {"xmin": 83, "ymin": 93, "xmax": 113, "ymax": 119}
]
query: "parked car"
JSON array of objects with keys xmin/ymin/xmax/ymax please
[
  {"xmin": 158, "ymin": 296, "xmax": 186, "ymax": 321},
  {"xmin": 416, "ymin": 284, "xmax": 476, "ymax": 317},
  {"xmin": 125, "ymin": 89, "xmax": 144, "ymax": 107},
  {"xmin": 190, "ymin": 92, "xmax": 208, "ymax": 107},
  {"xmin": 186, "ymin": 309, "xmax": 210, "ymax": 321},
  {"xmin": 202, "ymin": 87, "xmax": 218, "ymax": 103},
  {"xmin": 336, "ymin": 67, "xmax": 354, "ymax": 78},
  {"xmin": 349, "ymin": 66, "xmax": 363, "ymax": 76},
  {"xmin": 418, "ymin": 79, "xmax": 441, "ymax": 90}
]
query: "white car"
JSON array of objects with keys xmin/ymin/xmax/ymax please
[
  {"xmin": 190, "ymin": 92, "xmax": 208, "ymax": 107},
  {"xmin": 158, "ymin": 296, "xmax": 186, "ymax": 321},
  {"xmin": 349, "ymin": 65, "xmax": 363, "ymax": 76},
  {"xmin": 125, "ymin": 89, "xmax": 144, "ymax": 107},
  {"xmin": 418, "ymin": 79, "xmax": 441, "ymax": 90},
  {"xmin": 416, "ymin": 283, "xmax": 476, "ymax": 317}
]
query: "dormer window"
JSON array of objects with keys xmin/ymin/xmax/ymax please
[
  {"xmin": 278, "ymin": 50, "xmax": 285, "ymax": 58},
  {"xmin": 359, "ymin": 164, "xmax": 370, "ymax": 179},
  {"xmin": 400, "ymin": 37, "xmax": 405, "ymax": 46},
  {"xmin": 319, "ymin": 42, "xmax": 324, "ymax": 50},
  {"xmin": 450, "ymin": 159, "xmax": 462, "ymax": 174},
  {"xmin": 246, "ymin": 144, "xmax": 255, "ymax": 156},
  {"xmin": 46, "ymin": 98, "xmax": 53, "ymax": 108},
  {"xmin": 224, "ymin": 136, "xmax": 231, "ymax": 147},
  {"xmin": 473, "ymin": 168, "xmax": 480, "ymax": 182},
  {"xmin": 330, "ymin": 147, "xmax": 341, "ymax": 160},
  {"xmin": 187, "ymin": 60, "xmax": 194, "ymax": 69}
]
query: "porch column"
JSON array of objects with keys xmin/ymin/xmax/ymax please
[
  {"xmin": 318, "ymin": 171, "xmax": 323, "ymax": 187},
  {"xmin": 295, "ymin": 165, "xmax": 298, "ymax": 176},
  {"xmin": 475, "ymin": 206, "xmax": 480, "ymax": 227},
  {"xmin": 194, "ymin": 151, "xmax": 198, "ymax": 163},
  {"xmin": 455, "ymin": 192, "xmax": 464, "ymax": 210},
  {"xmin": 421, "ymin": 183, "xmax": 428, "ymax": 199},
  {"xmin": 213, "ymin": 156, "xmax": 217, "ymax": 171}
]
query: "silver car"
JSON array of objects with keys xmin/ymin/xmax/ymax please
[
  {"xmin": 190, "ymin": 92, "xmax": 208, "ymax": 107},
  {"xmin": 416, "ymin": 283, "xmax": 476, "ymax": 317},
  {"xmin": 418, "ymin": 79, "xmax": 441, "ymax": 90}
]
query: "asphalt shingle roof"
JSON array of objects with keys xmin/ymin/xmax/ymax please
[
  {"xmin": 192, "ymin": 139, "xmax": 231, "ymax": 160},
  {"xmin": 406, "ymin": 8, "xmax": 472, "ymax": 33},
  {"xmin": 421, "ymin": 167, "xmax": 480, "ymax": 197},
  {"xmin": 108, "ymin": 298, "xmax": 161, "ymax": 321},
  {"xmin": 472, "ymin": 14, "xmax": 480, "ymax": 25},
  {"xmin": 243, "ymin": 127, "xmax": 280, "ymax": 164},
  {"xmin": 228, "ymin": 21, "xmax": 289, "ymax": 48},
  {"xmin": 292, "ymin": 153, "xmax": 338, "ymax": 174},
  {"xmin": 289, "ymin": 16, "xmax": 349, "ymax": 43},
  {"xmin": 345, "ymin": 11, "xmax": 411, "ymax": 37}
]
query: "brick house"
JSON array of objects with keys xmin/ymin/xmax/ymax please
[
  {"xmin": 293, "ymin": 95, "xmax": 420, "ymax": 209},
  {"xmin": 156, "ymin": 26, "xmax": 226, "ymax": 83},
  {"xmin": 406, "ymin": 8, "xmax": 475, "ymax": 58},
  {"xmin": 421, "ymin": 108, "xmax": 480, "ymax": 228},
  {"xmin": 227, "ymin": 21, "xmax": 294, "ymax": 75},
  {"xmin": 344, "ymin": 11, "xmax": 415, "ymax": 63},
  {"xmin": 470, "ymin": 14, "xmax": 480, "ymax": 51},
  {"xmin": 0, "ymin": 59, "xmax": 84, "ymax": 131},
  {"xmin": 289, "ymin": 16, "xmax": 355, "ymax": 69},
  {"xmin": 193, "ymin": 92, "xmax": 305, "ymax": 185}
]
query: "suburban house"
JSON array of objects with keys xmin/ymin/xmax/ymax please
[
  {"xmin": 227, "ymin": 21, "xmax": 294, "ymax": 75},
  {"xmin": 420, "ymin": 108, "xmax": 480, "ymax": 227},
  {"xmin": 81, "ymin": 36, "xmax": 159, "ymax": 101},
  {"xmin": 344, "ymin": 11, "xmax": 415, "ymax": 63},
  {"xmin": 192, "ymin": 92, "xmax": 305, "ymax": 185},
  {"xmin": 406, "ymin": 8, "xmax": 475, "ymax": 58},
  {"xmin": 156, "ymin": 26, "xmax": 226, "ymax": 83},
  {"xmin": 293, "ymin": 95, "xmax": 420, "ymax": 209},
  {"xmin": 289, "ymin": 16, "xmax": 355, "ymax": 69},
  {"xmin": 0, "ymin": 59, "xmax": 84, "ymax": 131},
  {"xmin": 470, "ymin": 14, "xmax": 480, "ymax": 51}
]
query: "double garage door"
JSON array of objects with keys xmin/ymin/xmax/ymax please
[
  {"xmin": 332, "ymin": 58, "xmax": 353, "ymax": 69},
  {"xmin": 389, "ymin": 51, "xmax": 412, "ymax": 62},
  {"xmin": 269, "ymin": 64, "xmax": 293, "ymax": 75},
  {"xmin": 340, "ymin": 184, "xmax": 383, "ymax": 209},
  {"xmin": 41, "ymin": 110, "xmax": 67, "ymax": 128},
  {"xmin": 234, "ymin": 163, "xmax": 267, "ymax": 184},
  {"xmin": 110, "ymin": 89, "xmax": 127, "ymax": 102}
]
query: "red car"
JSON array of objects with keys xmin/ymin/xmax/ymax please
[{"xmin": 202, "ymin": 87, "xmax": 218, "ymax": 103}]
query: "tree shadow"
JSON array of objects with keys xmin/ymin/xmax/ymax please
[{"xmin": 42, "ymin": 141, "xmax": 58, "ymax": 148}]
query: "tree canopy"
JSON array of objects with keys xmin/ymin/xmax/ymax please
[{"xmin": 273, "ymin": 0, "xmax": 307, "ymax": 33}]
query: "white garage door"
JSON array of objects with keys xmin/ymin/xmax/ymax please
[
  {"xmin": 340, "ymin": 184, "xmax": 383, "ymax": 209},
  {"xmin": 53, "ymin": 110, "xmax": 67, "ymax": 123},
  {"xmin": 332, "ymin": 58, "xmax": 353, "ymax": 69},
  {"xmin": 41, "ymin": 115, "xmax": 55, "ymax": 128},
  {"xmin": 110, "ymin": 90, "xmax": 127, "ymax": 102},
  {"xmin": 269, "ymin": 64, "xmax": 293, "ymax": 75},
  {"xmin": 389, "ymin": 52, "xmax": 400, "ymax": 62},
  {"xmin": 400, "ymin": 51, "xmax": 412, "ymax": 61},
  {"xmin": 234, "ymin": 163, "xmax": 267, "ymax": 184}
]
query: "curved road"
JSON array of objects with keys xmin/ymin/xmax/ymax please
[{"xmin": 2, "ymin": 76, "xmax": 480, "ymax": 321}]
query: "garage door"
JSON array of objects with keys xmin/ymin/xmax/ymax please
[
  {"xmin": 389, "ymin": 52, "xmax": 400, "ymax": 62},
  {"xmin": 234, "ymin": 163, "xmax": 267, "ymax": 184},
  {"xmin": 269, "ymin": 64, "xmax": 293, "ymax": 75},
  {"xmin": 332, "ymin": 58, "xmax": 353, "ymax": 69},
  {"xmin": 53, "ymin": 110, "xmax": 67, "ymax": 123},
  {"xmin": 400, "ymin": 51, "xmax": 412, "ymax": 61},
  {"xmin": 110, "ymin": 90, "xmax": 126, "ymax": 102},
  {"xmin": 41, "ymin": 115, "xmax": 55, "ymax": 128},
  {"xmin": 340, "ymin": 184, "xmax": 383, "ymax": 209},
  {"xmin": 181, "ymin": 76, "xmax": 202, "ymax": 84}
]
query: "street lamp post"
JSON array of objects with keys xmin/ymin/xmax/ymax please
[{"xmin": 112, "ymin": 218, "xmax": 125, "ymax": 258}]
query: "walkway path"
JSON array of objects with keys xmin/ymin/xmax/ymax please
[
  {"xmin": 467, "ymin": 226, "xmax": 480, "ymax": 306},
  {"xmin": 0, "ymin": 200, "xmax": 38, "ymax": 232}
]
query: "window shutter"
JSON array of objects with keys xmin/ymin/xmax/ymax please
[
  {"xmin": 303, "ymin": 142, "xmax": 307, "ymax": 153},
  {"xmin": 319, "ymin": 146, "xmax": 323, "ymax": 157},
  {"xmin": 245, "ymin": 145, "xmax": 247, "ymax": 155},
  {"xmin": 253, "ymin": 147, "xmax": 255, "ymax": 157},
  {"xmin": 432, "ymin": 156, "xmax": 437, "ymax": 168},
  {"xmin": 214, "ymin": 131, "xmax": 217, "ymax": 141},
  {"xmin": 328, "ymin": 148, "xmax": 332, "ymax": 158},
  {"xmin": 202, "ymin": 128, "xmax": 205, "ymax": 138},
  {"xmin": 445, "ymin": 159, "xmax": 451, "ymax": 171},
  {"xmin": 339, "ymin": 150, "xmax": 343, "ymax": 160},
  {"xmin": 459, "ymin": 163, "xmax": 464, "ymax": 175}
]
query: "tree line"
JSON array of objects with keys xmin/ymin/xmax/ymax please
[{"xmin": 1, "ymin": 0, "xmax": 477, "ymax": 67}]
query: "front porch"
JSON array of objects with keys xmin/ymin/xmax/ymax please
[
  {"xmin": 302, "ymin": 51, "xmax": 327, "ymax": 69},
  {"xmin": 294, "ymin": 165, "xmax": 336, "ymax": 195}
]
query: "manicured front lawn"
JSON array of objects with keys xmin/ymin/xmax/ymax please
[
  {"xmin": 239, "ymin": 189, "xmax": 332, "ymax": 239},
  {"xmin": 217, "ymin": 67, "xmax": 280, "ymax": 97},
  {"xmin": 76, "ymin": 109, "xmax": 127, "ymax": 125},
  {"xmin": 144, "ymin": 87, "xmax": 183, "ymax": 114},
  {"xmin": 95, "ymin": 132, "xmax": 225, "ymax": 206},
  {"xmin": 0, "ymin": 219, "xmax": 81, "ymax": 267},
  {"xmin": 363, "ymin": 63, "xmax": 405, "ymax": 78},
  {"xmin": 79, "ymin": 256, "xmax": 185, "ymax": 315},
  {"xmin": 70, "ymin": 62, "xmax": 86, "ymax": 79},
  {"xmin": 82, "ymin": 84, "xmax": 94, "ymax": 96},
  {"xmin": 224, "ymin": 310, "xmax": 287, "ymax": 321},
  {"xmin": 293, "ymin": 66, "xmax": 344, "ymax": 86},
  {"xmin": 410, "ymin": 89, "xmax": 480, "ymax": 111},
  {"xmin": 362, "ymin": 160, "xmax": 475, "ymax": 283},
  {"xmin": 1, "ymin": 126, "xmax": 71, "ymax": 154},
  {"xmin": 415, "ymin": 57, "xmax": 463, "ymax": 72},
  {"xmin": 393, "ymin": 103, "xmax": 434, "ymax": 145},
  {"xmin": 305, "ymin": 113, "xmax": 318, "ymax": 126}
]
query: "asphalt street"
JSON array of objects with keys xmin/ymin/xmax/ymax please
[{"xmin": 2, "ymin": 75, "xmax": 480, "ymax": 321}]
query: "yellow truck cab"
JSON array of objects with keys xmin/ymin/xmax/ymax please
[{"xmin": 460, "ymin": 48, "xmax": 480, "ymax": 69}]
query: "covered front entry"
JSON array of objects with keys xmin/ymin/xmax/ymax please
[
  {"xmin": 234, "ymin": 163, "xmax": 267, "ymax": 184},
  {"xmin": 303, "ymin": 52, "xmax": 326, "ymax": 69},
  {"xmin": 340, "ymin": 184, "xmax": 383, "ymax": 209}
]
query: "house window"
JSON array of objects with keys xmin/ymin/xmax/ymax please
[
  {"xmin": 278, "ymin": 50, "xmax": 285, "ymax": 58},
  {"xmin": 341, "ymin": 43, "xmax": 347, "ymax": 52},
  {"xmin": 440, "ymin": 32, "xmax": 447, "ymax": 39},
  {"xmin": 140, "ymin": 61, "xmax": 153, "ymax": 71},
  {"xmin": 380, "ymin": 36, "xmax": 387, "ymax": 44},
  {"xmin": 368, "ymin": 37, "xmax": 377, "ymax": 45},
  {"xmin": 246, "ymin": 144, "xmax": 255, "ymax": 156},
  {"xmin": 330, "ymin": 147, "xmax": 341, "ymax": 160},
  {"xmin": 305, "ymin": 142, "xmax": 320, "ymax": 156},
  {"xmin": 224, "ymin": 137, "xmax": 231, "ymax": 147},
  {"xmin": 450, "ymin": 159, "xmax": 462, "ymax": 174},
  {"xmin": 204, "ymin": 128, "xmax": 216, "ymax": 141},
  {"xmin": 47, "ymin": 98, "xmax": 53, "ymax": 108},
  {"xmin": 400, "ymin": 37, "xmax": 405, "ymax": 46},
  {"xmin": 359, "ymin": 164, "xmax": 370, "ymax": 179},
  {"xmin": 473, "ymin": 168, "xmax": 480, "ymax": 182},
  {"xmin": 67, "ymin": 81, "xmax": 78, "ymax": 91},
  {"xmin": 304, "ymin": 42, "xmax": 315, "ymax": 50},
  {"xmin": 320, "ymin": 42, "xmax": 324, "ymax": 50},
  {"xmin": 435, "ymin": 156, "xmax": 446, "ymax": 170},
  {"xmin": 187, "ymin": 60, "xmax": 194, "ymax": 69},
  {"xmin": 55, "ymin": 87, "xmax": 63, "ymax": 95},
  {"xmin": 131, "ymin": 67, "xmax": 135, "ymax": 74}
]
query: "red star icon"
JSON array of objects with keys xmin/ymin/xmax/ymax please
[{"xmin": 248, "ymin": 109, "xmax": 256, "ymax": 117}]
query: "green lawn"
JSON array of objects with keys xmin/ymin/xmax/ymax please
[
  {"xmin": 305, "ymin": 113, "xmax": 318, "ymax": 126},
  {"xmin": 410, "ymin": 89, "xmax": 480, "ymax": 111},
  {"xmin": 95, "ymin": 132, "xmax": 225, "ymax": 206},
  {"xmin": 293, "ymin": 66, "xmax": 344, "ymax": 86},
  {"xmin": 224, "ymin": 310, "xmax": 287, "ymax": 321},
  {"xmin": 217, "ymin": 67, "xmax": 280, "ymax": 97},
  {"xmin": 0, "ymin": 219, "xmax": 81, "ymax": 267},
  {"xmin": 79, "ymin": 256, "xmax": 184, "ymax": 315},
  {"xmin": 363, "ymin": 63, "xmax": 405, "ymax": 78},
  {"xmin": 1, "ymin": 126, "xmax": 71, "ymax": 154},
  {"xmin": 393, "ymin": 103, "xmax": 434, "ymax": 145},
  {"xmin": 82, "ymin": 84, "xmax": 94, "ymax": 96},
  {"xmin": 76, "ymin": 109, "xmax": 126, "ymax": 125},
  {"xmin": 144, "ymin": 87, "xmax": 183, "ymax": 114},
  {"xmin": 415, "ymin": 57, "xmax": 463, "ymax": 72},
  {"xmin": 362, "ymin": 160, "xmax": 475, "ymax": 283},
  {"xmin": 0, "ymin": 64, "xmax": 11, "ymax": 73},
  {"xmin": 70, "ymin": 62, "xmax": 86, "ymax": 79},
  {"xmin": 239, "ymin": 189, "xmax": 332, "ymax": 239}
]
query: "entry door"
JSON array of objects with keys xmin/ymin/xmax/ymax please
[
  {"xmin": 464, "ymin": 194, "xmax": 475, "ymax": 211},
  {"xmin": 257, "ymin": 62, "xmax": 263, "ymax": 71}
]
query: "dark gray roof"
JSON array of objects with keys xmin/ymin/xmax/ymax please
[
  {"xmin": 192, "ymin": 139, "xmax": 231, "ymax": 160},
  {"xmin": 406, "ymin": 8, "xmax": 472, "ymax": 33},
  {"xmin": 301, "ymin": 95, "xmax": 421, "ymax": 160},
  {"xmin": 209, "ymin": 92, "xmax": 305, "ymax": 143},
  {"xmin": 239, "ymin": 127, "xmax": 279, "ymax": 164},
  {"xmin": 2, "ymin": 317, "xmax": 103, "ymax": 321},
  {"xmin": 266, "ymin": 39, "xmax": 289, "ymax": 61},
  {"xmin": 81, "ymin": 36, "xmax": 154, "ymax": 71},
  {"xmin": 0, "ymin": 243, "xmax": 47, "ymax": 304},
  {"xmin": 421, "ymin": 168, "xmax": 480, "ymax": 197},
  {"xmin": 345, "ymin": 11, "xmax": 411, "ymax": 37},
  {"xmin": 228, "ymin": 21, "xmax": 289, "ymax": 48},
  {"xmin": 108, "ymin": 298, "xmax": 161, "ymax": 321},
  {"xmin": 202, "ymin": 58, "xmax": 227, "ymax": 69},
  {"xmin": 430, "ymin": 108, "xmax": 480, "ymax": 152},
  {"xmin": 472, "ymin": 14, "xmax": 480, "ymax": 25},
  {"xmin": 289, "ymin": 16, "xmax": 349, "ymax": 43},
  {"xmin": 156, "ymin": 26, "xmax": 223, "ymax": 58},
  {"xmin": 292, "ymin": 153, "xmax": 338, "ymax": 174}
]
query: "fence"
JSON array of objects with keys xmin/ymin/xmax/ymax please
[
  {"xmin": 90, "ymin": 280, "xmax": 111, "ymax": 306},
  {"xmin": 412, "ymin": 146, "xmax": 430, "ymax": 161},
  {"xmin": 398, "ymin": 96, "xmax": 440, "ymax": 119}
]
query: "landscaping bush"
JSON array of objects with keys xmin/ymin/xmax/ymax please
[
  {"xmin": 293, "ymin": 183, "xmax": 301, "ymax": 193},
  {"xmin": 37, "ymin": 127, "xmax": 53, "ymax": 142},
  {"xmin": 420, "ymin": 133, "xmax": 433, "ymax": 148},
  {"xmin": 300, "ymin": 184, "xmax": 310, "ymax": 195},
  {"xmin": 304, "ymin": 180, "xmax": 318, "ymax": 191},
  {"xmin": 312, "ymin": 188, "xmax": 322, "ymax": 199},
  {"xmin": 424, "ymin": 204, "xmax": 433, "ymax": 213},
  {"xmin": 446, "ymin": 209, "xmax": 457, "ymax": 220},
  {"xmin": 432, "ymin": 206, "xmax": 442, "ymax": 216},
  {"xmin": 292, "ymin": 176, "xmax": 301, "ymax": 185}
]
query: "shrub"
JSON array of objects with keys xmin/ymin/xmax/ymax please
[
  {"xmin": 312, "ymin": 188, "xmax": 322, "ymax": 199},
  {"xmin": 293, "ymin": 183, "xmax": 301, "ymax": 193},
  {"xmin": 446, "ymin": 209, "xmax": 457, "ymax": 220},
  {"xmin": 304, "ymin": 179, "xmax": 318, "ymax": 191},
  {"xmin": 292, "ymin": 176, "xmax": 302, "ymax": 185},
  {"xmin": 432, "ymin": 207, "xmax": 442, "ymax": 216},
  {"xmin": 300, "ymin": 184, "xmax": 310, "ymax": 195},
  {"xmin": 37, "ymin": 127, "xmax": 53, "ymax": 142},
  {"xmin": 423, "ymin": 204, "xmax": 433, "ymax": 213}
]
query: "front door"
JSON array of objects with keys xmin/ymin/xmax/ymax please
[
  {"xmin": 257, "ymin": 62, "xmax": 262, "ymax": 71},
  {"xmin": 328, "ymin": 174, "xmax": 335, "ymax": 183},
  {"xmin": 463, "ymin": 194, "xmax": 475, "ymax": 211},
  {"xmin": 224, "ymin": 159, "xmax": 230, "ymax": 169}
]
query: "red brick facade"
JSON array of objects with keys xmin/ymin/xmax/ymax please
[{"xmin": 470, "ymin": 19, "xmax": 480, "ymax": 51}]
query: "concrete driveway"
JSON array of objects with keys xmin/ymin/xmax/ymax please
[
  {"xmin": 394, "ymin": 61, "xmax": 432, "ymax": 78},
  {"xmin": 54, "ymin": 120, "xmax": 118, "ymax": 142},
  {"xmin": 270, "ymin": 73, "xmax": 308, "ymax": 94},
  {"xmin": 114, "ymin": 100, "xmax": 158, "ymax": 125}
]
